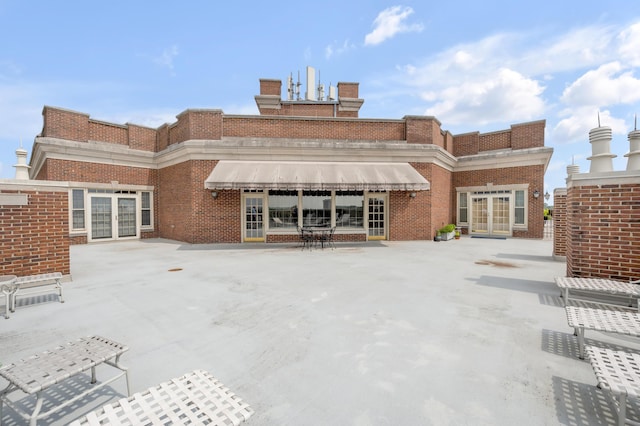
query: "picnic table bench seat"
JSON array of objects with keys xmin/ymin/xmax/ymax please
[
  {"xmin": 2, "ymin": 272, "xmax": 64, "ymax": 319},
  {"xmin": 556, "ymin": 277, "xmax": 640, "ymax": 310},
  {"xmin": 585, "ymin": 346, "xmax": 640, "ymax": 426},
  {"xmin": 0, "ymin": 336, "xmax": 129, "ymax": 425},
  {"xmin": 565, "ymin": 305, "xmax": 640, "ymax": 359},
  {"xmin": 70, "ymin": 369, "xmax": 253, "ymax": 426}
]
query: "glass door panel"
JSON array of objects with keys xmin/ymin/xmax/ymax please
[
  {"xmin": 367, "ymin": 195, "xmax": 386, "ymax": 240},
  {"xmin": 118, "ymin": 198, "xmax": 137, "ymax": 238},
  {"xmin": 91, "ymin": 197, "xmax": 113, "ymax": 240},
  {"xmin": 244, "ymin": 196, "xmax": 264, "ymax": 242},
  {"xmin": 492, "ymin": 196, "xmax": 510, "ymax": 235},
  {"xmin": 471, "ymin": 197, "xmax": 488, "ymax": 234}
]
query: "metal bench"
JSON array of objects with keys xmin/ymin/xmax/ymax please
[
  {"xmin": 69, "ymin": 369, "xmax": 253, "ymax": 425},
  {"xmin": 6, "ymin": 272, "xmax": 64, "ymax": 318},
  {"xmin": 565, "ymin": 305, "xmax": 640, "ymax": 359},
  {"xmin": 585, "ymin": 346, "xmax": 640, "ymax": 426},
  {"xmin": 0, "ymin": 336, "xmax": 130, "ymax": 426},
  {"xmin": 556, "ymin": 277, "xmax": 640, "ymax": 310}
]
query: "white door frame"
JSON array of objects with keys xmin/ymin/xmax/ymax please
[{"xmin": 87, "ymin": 194, "xmax": 140, "ymax": 242}]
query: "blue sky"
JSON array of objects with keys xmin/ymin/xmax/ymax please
[{"xmin": 1, "ymin": 1, "xmax": 639, "ymax": 204}]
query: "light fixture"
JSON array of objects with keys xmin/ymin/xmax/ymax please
[
  {"xmin": 409, "ymin": 192, "xmax": 417, "ymax": 198},
  {"xmin": 544, "ymin": 191, "xmax": 550, "ymax": 201},
  {"xmin": 211, "ymin": 191, "xmax": 218, "ymax": 199},
  {"xmin": 532, "ymin": 190, "xmax": 540, "ymax": 198}
]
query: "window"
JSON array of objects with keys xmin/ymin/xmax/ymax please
[
  {"xmin": 268, "ymin": 190, "xmax": 298, "ymax": 229},
  {"xmin": 514, "ymin": 190, "xmax": 525, "ymax": 225},
  {"xmin": 458, "ymin": 192, "xmax": 468, "ymax": 224},
  {"xmin": 71, "ymin": 189, "xmax": 85, "ymax": 230},
  {"xmin": 141, "ymin": 191, "xmax": 152, "ymax": 228},
  {"xmin": 335, "ymin": 191, "xmax": 364, "ymax": 228},
  {"xmin": 302, "ymin": 191, "xmax": 331, "ymax": 227}
]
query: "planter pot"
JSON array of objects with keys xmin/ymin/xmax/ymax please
[{"xmin": 441, "ymin": 231, "xmax": 455, "ymax": 241}]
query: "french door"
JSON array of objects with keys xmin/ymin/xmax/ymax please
[
  {"xmin": 367, "ymin": 194, "xmax": 387, "ymax": 240},
  {"xmin": 470, "ymin": 195, "xmax": 511, "ymax": 237},
  {"xmin": 243, "ymin": 194, "xmax": 265, "ymax": 242},
  {"xmin": 88, "ymin": 195, "xmax": 138, "ymax": 242}
]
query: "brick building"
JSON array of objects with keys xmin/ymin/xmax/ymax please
[
  {"xmin": 25, "ymin": 73, "xmax": 553, "ymax": 245},
  {"xmin": 552, "ymin": 126, "xmax": 640, "ymax": 281}
]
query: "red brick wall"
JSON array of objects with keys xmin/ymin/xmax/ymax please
[
  {"xmin": 453, "ymin": 165, "xmax": 545, "ymax": 238},
  {"xmin": 452, "ymin": 132, "xmax": 479, "ymax": 157},
  {"xmin": 0, "ymin": 189, "xmax": 70, "ymax": 276},
  {"xmin": 512, "ymin": 120, "xmax": 545, "ymax": 149},
  {"xmin": 89, "ymin": 121, "xmax": 128, "ymax": 145},
  {"xmin": 337, "ymin": 82, "xmax": 359, "ymax": 99},
  {"xmin": 39, "ymin": 159, "xmax": 157, "ymax": 186},
  {"xmin": 260, "ymin": 79, "xmax": 281, "ymax": 96},
  {"xmin": 405, "ymin": 117, "xmax": 444, "ymax": 146},
  {"xmin": 553, "ymin": 190, "xmax": 567, "ymax": 258},
  {"xmin": 170, "ymin": 110, "xmax": 223, "ymax": 145},
  {"xmin": 479, "ymin": 130, "xmax": 511, "ymax": 151},
  {"xmin": 128, "ymin": 124, "xmax": 157, "ymax": 151},
  {"xmin": 566, "ymin": 183, "xmax": 640, "ymax": 280},
  {"xmin": 222, "ymin": 116, "xmax": 405, "ymax": 140},
  {"xmin": 42, "ymin": 106, "xmax": 156, "ymax": 152},
  {"xmin": 42, "ymin": 107, "xmax": 90, "ymax": 142},
  {"xmin": 452, "ymin": 121, "xmax": 545, "ymax": 156}
]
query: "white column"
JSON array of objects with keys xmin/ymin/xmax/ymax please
[
  {"xmin": 625, "ymin": 129, "xmax": 640, "ymax": 171},
  {"xmin": 587, "ymin": 126, "xmax": 616, "ymax": 173},
  {"xmin": 13, "ymin": 147, "xmax": 30, "ymax": 180}
]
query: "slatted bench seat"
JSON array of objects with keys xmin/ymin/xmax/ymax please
[
  {"xmin": 565, "ymin": 305, "xmax": 640, "ymax": 359},
  {"xmin": 7, "ymin": 272, "xmax": 64, "ymax": 318},
  {"xmin": 0, "ymin": 336, "xmax": 130, "ymax": 426},
  {"xmin": 585, "ymin": 346, "xmax": 640, "ymax": 426},
  {"xmin": 69, "ymin": 369, "xmax": 253, "ymax": 426},
  {"xmin": 556, "ymin": 277, "xmax": 640, "ymax": 310}
]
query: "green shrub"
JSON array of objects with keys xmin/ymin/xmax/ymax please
[{"xmin": 439, "ymin": 224, "xmax": 456, "ymax": 233}]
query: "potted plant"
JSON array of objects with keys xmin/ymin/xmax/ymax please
[
  {"xmin": 454, "ymin": 228, "xmax": 461, "ymax": 239},
  {"xmin": 438, "ymin": 224, "xmax": 456, "ymax": 241},
  {"xmin": 434, "ymin": 230, "xmax": 442, "ymax": 242}
]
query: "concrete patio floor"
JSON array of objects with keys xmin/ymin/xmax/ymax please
[{"xmin": 1, "ymin": 237, "xmax": 639, "ymax": 425}]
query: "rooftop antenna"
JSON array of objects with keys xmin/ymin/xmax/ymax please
[
  {"xmin": 317, "ymin": 70, "xmax": 325, "ymax": 101},
  {"xmin": 295, "ymin": 70, "xmax": 301, "ymax": 100},
  {"xmin": 597, "ymin": 111, "xmax": 601, "ymax": 127},
  {"xmin": 287, "ymin": 72, "xmax": 294, "ymax": 101},
  {"xmin": 635, "ymin": 114, "xmax": 637, "ymax": 131}
]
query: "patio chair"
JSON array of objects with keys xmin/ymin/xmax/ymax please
[
  {"xmin": 298, "ymin": 226, "xmax": 313, "ymax": 250},
  {"xmin": 585, "ymin": 346, "xmax": 640, "ymax": 426},
  {"xmin": 69, "ymin": 369, "xmax": 253, "ymax": 425},
  {"xmin": 320, "ymin": 227, "xmax": 336, "ymax": 249}
]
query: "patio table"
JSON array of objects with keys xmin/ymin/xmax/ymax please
[
  {"xmin": 0, "ymin": 275, "xmax": 17, "ymax": 319},
  {"xmin": 302, "ymin": 227, "xmax": 331, "ymax": 249},
  {"xmin": 0, "ymin": 335, "xmax": 130, "ymax": 426}
]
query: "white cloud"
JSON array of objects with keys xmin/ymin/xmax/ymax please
[
  {"xmin": 618, "ymin": 22, "xmax": 640, "ymax": 67},
  {"xmin": 152, "ymin": 45, "xmax": 179, "ymax": 74},
  {"xmin": 325, "ymin": 39, "xmax": 356, "ymax": 59},
  {"xmin": 553, "ymin": 106, "xmax": 627, "ymax": 144},
  {"xmin": 364, "ymin": 6, "xmax": 423, "ymax": 46},
  {"xmin": 560, "ymin": 62, "xmax": 640, "ymax": 107},
  {"xmin": 424, "ymin": 68, "xmax": 545, "ymax": 126}
]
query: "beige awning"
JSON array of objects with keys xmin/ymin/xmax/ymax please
[{"xmin": 204, "ymin": 161, "xmax": 430, "ymax": 191}]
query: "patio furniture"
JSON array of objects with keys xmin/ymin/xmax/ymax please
[
  {"xmin": 585, "ymin": 345, "xmax": 640, "ymax": 426},
  {"xmin": 69, "ymin": 369, "xmax": 253, "ymax": 426},
  {"xmin": 565, "ymin": 305, "xmax": 640, "ymax": 359},
  {"xmin": 319, "ymin": 227, "xmax": 336, "ymax": 249},
  {"xmin": 0, "ymin": 275, "xmax": 17, "ymax": 319},
  {"xmin": 556, "ymin": 277, "xmax": 640, "ymax": 310},
  {"xmin": 6, "ymin": 272, "xmax": 64, "ymax": 318},
  {"xmin": 298, "ymin": 226, "xmax": 314, "ymax": 250},
  {"xmin": 0, "ymin": 335, "xmax": 130, "ymax": 426}
]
